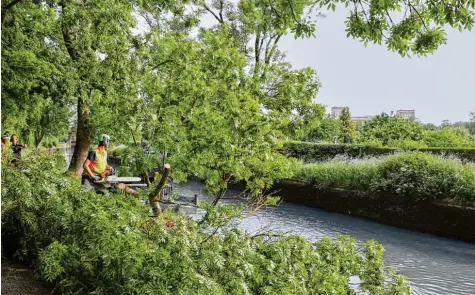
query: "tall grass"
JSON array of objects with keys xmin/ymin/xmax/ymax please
[
  {"xmin": 293, "ymin": 152, "xmax": 475, "ymax": 204},
  {"xmin": 294, "ymin": 158, "xmax": 380, "ymax": 191}
]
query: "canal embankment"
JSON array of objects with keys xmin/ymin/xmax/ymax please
[{"xmin": 273, "ymin": 179, "xmax": 475, "ymax": 243}]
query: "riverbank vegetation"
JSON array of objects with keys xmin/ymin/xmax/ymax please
[
  {"xmin": 284, "ymin": 141, "xmax": 475, "ymax": 163},
  {"xmin": 293, "ymin": 152, "xmax": 475, "ymax": 206},
  {"xmin": 2, "ymin": 153, "xmax": 410, "ymax": 295}
]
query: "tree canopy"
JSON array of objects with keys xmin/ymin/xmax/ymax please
[{"xmin": 2, "ymin": 0, "xmax": 475, "ymax": 196}]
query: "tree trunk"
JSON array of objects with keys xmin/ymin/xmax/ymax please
[
  {"xmin": 148, "ymin": 163, "xmax": 171, "ymax": 216},
  {"xmin": 68, "ymin": 96, "xmax": 91, "ymax": 175}
]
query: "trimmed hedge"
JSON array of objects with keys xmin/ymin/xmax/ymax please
[{"xmin": 283, "ymin": 141, "xmax": 475, "ymax": 163}]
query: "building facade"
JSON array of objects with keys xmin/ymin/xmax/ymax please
[
  {"xmin": 351, "ymin": 116, "xmax": 372, "ymax": 129},
  {"xmin": 396, "ymin": 109, "xmax": 416, "ymax": 120},
  {"xmin": 331, "ymin": 107, "xmax": 346, "ymax": 118}
]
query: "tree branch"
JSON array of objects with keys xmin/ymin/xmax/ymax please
[
  {"xmin": 202, "ymin": 3, "xmax": 223, "ymax": 24},
  {"xmin": 219, "ymin": 0, "xmax": 224, "ymax": 23},
  {"xmin": 266, "ymin": 0, "xmax": 282, "ymax": 19},
  {"xmin": 407, "ymin": 0, "xmax": 429, "ymax": 31},
  {"xmin": 152, "ymin": 59, "xmax": 175, "ymax": 71},
  {"xmin": 148, "ymin": 163, "xmax": 172, "ymax": 216},
  {"xmin": 1, "ymin": 0, "xmax": 21, "ymax": 25},
  {"xmin": 261, "ymin": 33, "xmax": 282, "ymax": 80},
  {"xmin": 4, "ymin": 0, "xmax": 22, "ymax": 9}
]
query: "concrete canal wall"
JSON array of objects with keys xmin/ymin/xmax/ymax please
[{"xmin": 273, "ymin": 180, "xmax": 475, "ymax": 243}]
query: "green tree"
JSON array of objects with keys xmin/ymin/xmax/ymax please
[
  {"xmin": 422, "ymin": 123, "xmax": 439, "ymax": 131},
  {"xmin": 199, "ymin": 0, "xmax": 326, "ymax": 140},
  {"xmin": 130, "ymin": 28, "xmax": 297, "ymax": 204},
  {"xmin": 306, "ymin": 115, "xmax": 342, "ymax": 142},
  {"xmin": 423, "ymin": 127, "xmax": 475, "ymax": 148},
  {"xmin": 1, "ymin": 0, "xmax": 186, "ymax": 175},
  {"xmin": 360, "ymin": 113, "xmax": 424, "ymax": 146},
  {"xmin": 1, "ymin": 1, "xmax": 75, "ymax": 147},
  {"xmin": 441, "ymin": 119, "xmax": 451, "ymax": 128},
  {"xmin": 339, "ymin": 107, "xmax": 355, "ymax": 143}
]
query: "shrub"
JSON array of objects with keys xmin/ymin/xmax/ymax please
[
  {"xmin": 372, "ymin": 153, "xmax": 475, "ymax": 203},
  {"xmin": 1, "ymin": 153, "xmax": 409, "ymax": 295},
  {"xmin": 293, "ymin": 152, "xmax": 475, "ymax": 204}
]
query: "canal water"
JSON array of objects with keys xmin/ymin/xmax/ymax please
[{"xmin": 175, "ymin": 180, "xmax": 475, "ymax": 295}]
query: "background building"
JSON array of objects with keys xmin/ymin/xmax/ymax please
[
  {"xmin": 331, "ymin": 106, "xmax": 346, "ymax": 118},
  {"xmin": 330, "ymin": 106, "xmax": 416, "ymax": 122},
  {"xmin": 396, "ymin": 109, "xmax": 416, "ymax": 120},
  {"xmin": 351, "ymin": 116, "xmax": 372, "ymax": 129}
]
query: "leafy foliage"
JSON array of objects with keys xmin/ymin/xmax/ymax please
[
  {"xmin": 423, "ymin": 126, "xmax": 475, "ymax": 148},
  {"xmin": 360, "ymin": 113, "xmax": 425, "ymax": 146},
  {"xmin": 339, "ymin": 0, "xmax": 475, "ymax": 56},
  {"xmin": 2, "ymin": 154, "xmax": 410, "ymax": 294},
  {"xmin": 199, "ymin": 0, "xmax": 475, "ymax": 57},
  {"xmin": 3, "ymin": 0, "xmax": 475, "ymax": 194},
  {"xmin": 293, "ymin": 152, "xmax": 475, "ymax": 204},
  {"xmin": 306, "ymin": 111, "xmax": 475, "ymax": 149},
  {"xmin": 305, "ymin": 115, "xmax": 342, "ymax": 142},
  {"xmin": 372, "ymin": 152, "xmax": 475, "ymax": 203}
]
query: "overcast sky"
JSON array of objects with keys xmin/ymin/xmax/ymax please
[{"xmin": 277, "ymin": 8, "xmax": 475, "ymax": 125}]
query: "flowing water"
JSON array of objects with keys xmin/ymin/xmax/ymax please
[{"xmin": 174, "ymin": 180, "xmax": 475, "ymax": 295}]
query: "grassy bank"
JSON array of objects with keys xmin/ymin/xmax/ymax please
[
  {"xmin": 294, "ymin": 152, "xmax": 475, "ymax": 206},
  {"xmin": 1, "ymin": 152, "xmax": 409, "ymax": 295}
]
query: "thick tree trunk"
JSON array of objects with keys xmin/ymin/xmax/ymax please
[
  {"xmin": 68, "ymin": 97, "xmax": 91, "ymax": 175},
  {"xmin": 148, "ymin": 163, "xmax": 171, "ymax": 216}
]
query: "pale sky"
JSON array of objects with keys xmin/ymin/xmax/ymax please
[{"xmin": 278, "ymin": 8, "xmax": 475, "ymax": 125}]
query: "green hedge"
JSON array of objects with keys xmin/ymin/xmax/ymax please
[
  {"xmin": 1, "ymin": 153, "xmax": 409, "ymax": 295},
  {"xmin": 284, "ymin": 141, "xmax": 475, "ymax": 163}
]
